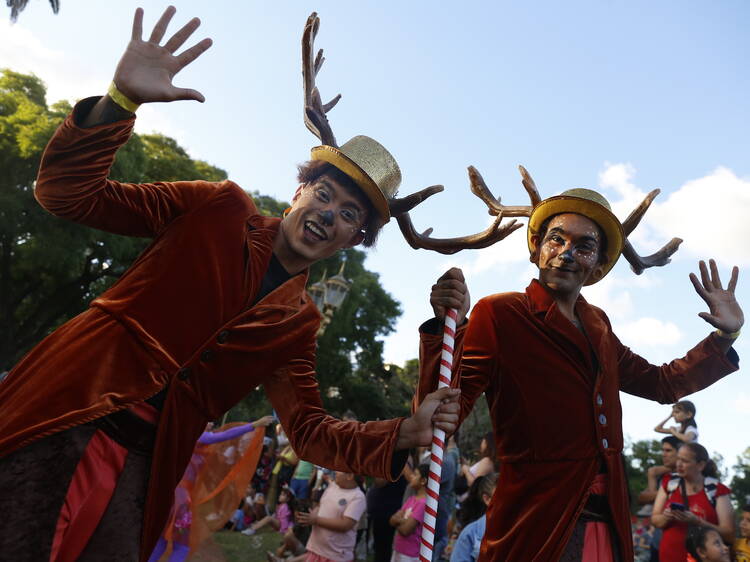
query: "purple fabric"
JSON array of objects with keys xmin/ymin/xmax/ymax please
[{"xmin": 197, "ymin": 423, "xmax": 254, "ymax": 445}]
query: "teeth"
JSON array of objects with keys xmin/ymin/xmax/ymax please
[{"xmin": 305, "ymin": 221, "xmax": 327, "ymax": 240}]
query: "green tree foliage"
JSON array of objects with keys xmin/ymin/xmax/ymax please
[
  {"xmin": 731, "ymin": 447, "xmax": 750, "ymax": 507},
  {"xmin": 0, "ymin": 69, "xmax": 226, "ymax": 370},
  {"xmin": 623, "ymin": 438, "xmax": 663, "ymax": 510}
]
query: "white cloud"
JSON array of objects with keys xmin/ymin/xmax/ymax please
[
  {"xmin": 443, "ymin": 215, "xmax": 530, "ymax": 276},
  {"xmin": 614, "ymin": 317, "xmax": 682, "ymax": 348},
  {"xmin": 1, "ymin": 20, "xmax": 186, "ymax": 148},
  {"xmin": 599, "ymin": 162, "xmax": 750, "ymax": 267},
  {"xmin": 0, "ymin": 20, "xmax": 101, "ymax": 106},
  {"xmin": 581, "ymin": 274, "xmax": 634, "ymax": 321}
]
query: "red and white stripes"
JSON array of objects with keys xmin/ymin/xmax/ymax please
[{"xmin": 419, "ymin": 307, "xmax": 457, "ymax": 562}]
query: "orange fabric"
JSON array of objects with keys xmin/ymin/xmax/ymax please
[
  {"xmin": 417, "ymin": 280, "xmax": 738, "ymax": 561},
  {"xmin": 50, "ymin": 429, "xmax": 128, "ymax": 562},
  {"xmin": 0, "ymin": 98, "xmax": 405, "ymax": 562},
  {"xmin": 157, "ymin": 423, "xmax": 264, "ymax": 559}
]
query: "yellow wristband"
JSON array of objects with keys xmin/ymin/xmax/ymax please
[
  {"xmin": 715, "ymin": 328, "xmax": 741, "ymax": 340},
  {"xmin": 107, "ymin": 81, "xmax": 140, "ymax": 113}
]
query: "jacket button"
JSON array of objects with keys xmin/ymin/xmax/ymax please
[
  {"xmin": 599, "ymin": 414, "xmax": 607, "ymax": 425},
  {"xmin": 217, "ymin": 330, "xmax": 229, "ymax": 344},
  {"xmin": 177, "ymin": 367, "xmax": 191, "ymax": 381},
  {"xmin": 596, "ymin": 394, "xmax": 603, "ymax": 406},
  {"xmin": 602, "ymin": 438, "xmax": 609, "ymax": 449},
  {"xmin": 201, "ymin": 349, "xmax": 214, "ymax": 362}
]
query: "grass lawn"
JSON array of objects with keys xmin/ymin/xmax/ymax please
[{"xmin": 195, "ymin": 529, "xmax": 281, "ymax": 562}]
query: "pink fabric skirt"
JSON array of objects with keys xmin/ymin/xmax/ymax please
[{"xmin": 582, "ymin": 474, "xmax": 615, "ymax": 562}]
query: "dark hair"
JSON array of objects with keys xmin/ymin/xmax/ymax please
[
  {"xmin": 679, "ymin": 442, "xmax": 719, "ymax": 479},
  {"xmin": 459, "ymin": 472, "xmax": 498, "ymax": 527},
  {"xmin": 744, "ymin": 504, "xmax": 750, "ymax": 513},
  {"xmin": 480, "ymin": 431, "xmax": 496, "ymax": 461},
  {"xmin": 416, "ymin": 463, "xmax": 431, "ymax": 482},
  {"xmin": 674, "ymin": 400, "xmax": 697, "ymax": 433},
  {"xmin": 279, "ymin": 486, "xmax": 297, "ymax": 512},
  {"xmin": 686, "ymin": 525, "xmax": 722, "ymax": 560},
  {"xmin": 661, "ymin": 435, "xmax": 682, "ymax": 450},
  {"xmin": 296, "ymin": 160, "xmax": 384, "ymax": 247},
  {"xmin": 537, "ymin": 214, "xmax": 609, "ymax": 264}
]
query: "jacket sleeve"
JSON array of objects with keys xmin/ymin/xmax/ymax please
[
  {"xmin": 616, "ymin": 327, "xmax": 739, "ymax": 402},
  {"xmin": 34, "ymin": 97, "xmax": 225, "ymax": 238},
  {"xmin": 414, "ymin": 298, "xmax": 495, "ymax": 423},
  {"xmin": 263, "ymin": 339, "xmax": 407, "ymax": 480}
]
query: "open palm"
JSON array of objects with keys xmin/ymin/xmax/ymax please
[
  {"xmin": 690, "ymin": 259, "xmax": 743, "ymax": 333},
  {"xmin": 113, "ymin": 6, "xmax": 212, "ymax": 105}
]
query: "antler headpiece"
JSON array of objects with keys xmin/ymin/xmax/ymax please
[{"xmin": 301, "ymin": 14, "xmax": 681, "ymax": 277}]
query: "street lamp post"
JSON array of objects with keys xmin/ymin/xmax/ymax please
[{"xmin": 309, "ymin": 262, "xmax": 352, "ymax": 337}]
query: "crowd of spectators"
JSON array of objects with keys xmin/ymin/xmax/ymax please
[
  {"xmin": 631, "ymin": 401, "xmax": 749, "ymax": 562},
  {"xmin": 223, "ymin": 418, "xmax": 499, "ymax": 561}
]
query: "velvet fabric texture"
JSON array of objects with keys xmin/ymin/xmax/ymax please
[
  {"xmin": 417, "ymin": 279, "xmax": 739, "ymax": 561},
  {"xmin": 0, "ymin": 98, "xmax": 405, "ymax": 561}
]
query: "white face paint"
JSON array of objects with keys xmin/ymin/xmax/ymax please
[
  {"xmin": 276, "ymin": 176, "xmax": 367, "ymax": 272},
  {"xmin": 532, "ymin": 213, "xmax": 606, "ymax": 295}
]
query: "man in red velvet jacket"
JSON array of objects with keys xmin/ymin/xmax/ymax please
[
  {"xmin": 0, "ymin": 8, "xmax": 459, "ymax": 562},
  {"xmin": 420, "ymin": 190, "xmax": 742, "ymax": 560}
]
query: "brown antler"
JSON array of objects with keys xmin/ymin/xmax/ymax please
[
  {"xmin": 302, "ymin": 13, "xmax": 341, "ymax": 147},
  {"xmin": 620, "ymin": 189, "xmax": 683, "ymax": 274},
  {"xmin": 391, "ymin": 166, "xmax": 535, "ymax": 255}
]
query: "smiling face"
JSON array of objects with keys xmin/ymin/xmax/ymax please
[
  {"xmin": 275, "ymin": 175, "xmax": 369, "ymax": 273},
  {"xmin": 697, "ymin": 529, "xmax": 730, "ymax": 562},
  {"xmin": 531, "ymin": 213, "xmax": 608, "ymax": 296}
]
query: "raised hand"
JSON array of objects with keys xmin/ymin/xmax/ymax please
[
  {"xmin": 253, "ymin": 415, "xmax": 276, "ymax": 427},
  {"xmin": 113, "ymin": 6, "xmax": 212, "ymax": 105},
  {"xmin": 690, "ymin": 259, "xmax": 743, "ymax": 334},
  {"xmin": 430, "ymin": 267, "xmax": 470, "ymax": 324}
]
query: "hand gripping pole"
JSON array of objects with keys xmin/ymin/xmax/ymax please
[{"xmin": 419, "ymin": 307, "xmax": 457, "ymax": 562}]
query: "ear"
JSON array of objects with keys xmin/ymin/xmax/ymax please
[
  {"xmin": 589, "ymin": 253, "xmax": 610, "ymax": 283},
  {"xmin": 344, "ymin": 230, "xmax": 365, "ymax": 248},
  {"xmin": 291, "ymin": 183, "xmax": 306, "ymax": 203}
]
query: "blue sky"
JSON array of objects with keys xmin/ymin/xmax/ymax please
[{"xmin": 3, "ymin": 0, "xmax": 748, "ymax": 474}]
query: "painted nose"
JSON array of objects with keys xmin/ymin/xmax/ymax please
[
  {"xmin": 559, "ymin": 248, "xmax": 575, "ymax": 263},
  {"xmin": 320, "ymin": 210, "xmax": 334, "ymax": 226}
]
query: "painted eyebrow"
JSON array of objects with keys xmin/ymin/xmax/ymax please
[
  {"xmin": 546, "ymin": 226, "xmax": 599, "ymax": 243},
  {"xmin": 318, "ymin": 179, "xmax": 365, "ymax": 214}
]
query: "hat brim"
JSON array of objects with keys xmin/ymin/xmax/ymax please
[
  {"xmin": 311, "ymin": 145, "xmax": 390, "ymax": 222},
  {"xmin": 527, "ymin": 196, "xmax": 624, "ymax": 285}
]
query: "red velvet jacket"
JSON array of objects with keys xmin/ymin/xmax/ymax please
[
  {"xmin": 417, "ymin": 280, "xmax": 738, "ymax": 561},
  {"xmin": 0, "ymin": 99, "xmax": 404, "ymax": 561}
]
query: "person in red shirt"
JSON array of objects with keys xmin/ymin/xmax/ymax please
[{"xmin": 652, "ymin": 442, "xmax": 734, "ymax": 562}]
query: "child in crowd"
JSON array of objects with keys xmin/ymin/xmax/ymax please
[
  {"xmin": 450, "ymin": 473, "xmax": 498, "ymax": 562},
  {"xmin": 685, "ymin": 526, "xmax": 730, "ymax": 562},
  {"xmin": 297, "ymin": 471, "xmax": 366, "ymax": 562},
  {"xmin": 242, "ymin": 486, "xmax": 294, "ymax": 536},
  {"xmin": 655, "ymin": 400, "xmax": 699, "ymax": 443},
  {"xmin": 390, "ymin": 463, "xmax": 429, "ymax": 562},
  {"xmin": 735, "ymin": 505, "xmax": 750, "ymax": 562}
]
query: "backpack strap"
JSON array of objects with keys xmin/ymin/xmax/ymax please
[
  {"xmin": 666, "ymin": 473, "xmax": 681, "ymax": 494},
  {"xmin": 703, "ymin": 477, "xmax": 719, "ymax": 507}
]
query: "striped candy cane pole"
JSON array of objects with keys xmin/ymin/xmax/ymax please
[{"xmin": 419, "ymin": 307, "xmax": 458, "ymax": 562}]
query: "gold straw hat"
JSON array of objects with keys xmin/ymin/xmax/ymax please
[
  {"xmin": 527, "ymin": 188, "xmax": 625, "ymax": 285},
  {"xmin": 311, "ymin": 135, "xmax": 401, "ymax": 223}
]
